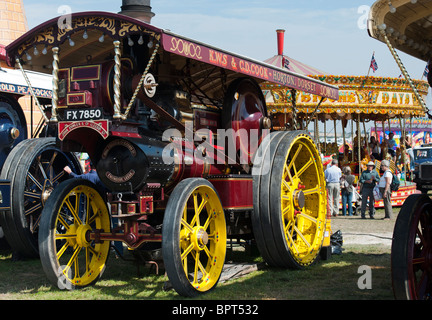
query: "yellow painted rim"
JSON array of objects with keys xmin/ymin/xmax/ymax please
[
  {"xmin": 280, "ymin": 134, "xmax": 326, "ymax": 266},
  {"xmin": 54, "ymin": 185, "xmax": 110, "ymax": 287},
  {"xmin": 179, "ymin": 185, "xmax": 226, "ymax": 292}
]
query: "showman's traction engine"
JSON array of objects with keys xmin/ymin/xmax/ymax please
[{"xmin": 3, "ymin": 1, "xmax": 339, "ymax": 296}]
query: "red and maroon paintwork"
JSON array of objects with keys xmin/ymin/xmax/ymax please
[{"xmin": 5, "ymin": 11, "xmax": 338, "ymax": 248}]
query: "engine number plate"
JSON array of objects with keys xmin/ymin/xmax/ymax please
[{"xmin": 64, "ymin": 108, "xmax": 103, "ymax": 121}]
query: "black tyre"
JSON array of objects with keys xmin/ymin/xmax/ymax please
[
  {"xmin": 39, "ymin": 179, "xmax": 111, "ymax": 289},
  {"xmin": 251, "ymin": 131, "xmax": 287, "ymax": 267},
  {"xmin": 392, "ymin": 194, "xmax": 432, "ymax": 299},
  {"xmin": 252, "ymin": 131, "xmax": 327, "ymax": 269},
  {"xmin": 0, "ymin": 138, "xmax": 81, "ymax": 258},
  {"xmin": 162, "ymin": 178, "xmax": 227, "ymax": 297}
]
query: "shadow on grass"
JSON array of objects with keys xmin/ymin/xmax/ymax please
[{"xmin": 210, "ymin": 251, "xmax": 392, "ymax": 300}]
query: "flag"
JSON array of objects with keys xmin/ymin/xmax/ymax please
[
  {"xmin": 282, "ymin": 56, "xmax": 290, "ymax": 70},
  {"xmin": 423, "ymin": 64, "xmax": 429, "ymax": 78},
  {"xmin": 370, "ymin": 54, "xmax": 378, "ymax": 72}
]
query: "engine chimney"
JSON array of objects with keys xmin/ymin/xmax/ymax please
[
  {"xmin": 276, "ymin": 29, "xmax": 285, "ymax": 56},
  {"xmin": 119, "ymin": 0, "xmax": 155, "ymax": 23}
]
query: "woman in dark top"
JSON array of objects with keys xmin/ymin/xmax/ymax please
[{"xmin": 358, "ymin": 161, "xmax": 380, "ymax": 219}]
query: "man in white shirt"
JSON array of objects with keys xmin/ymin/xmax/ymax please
[
  {"xmin": 324, "ymin": 159, "xmax": 342, "ymax": 217},
  {"xmin": 378, "ymin": 159, "xmax": 393, "ymax": 220}
]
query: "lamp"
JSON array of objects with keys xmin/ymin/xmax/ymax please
[{"xmin": 388, "ymin": 1, "xmax": 396, "ymax": 13}]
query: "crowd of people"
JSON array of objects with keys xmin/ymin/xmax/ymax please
[
  {"xmin": 323, "ymin": 130, "xmax": 412, "ymax": 220},
  {"xmin": 324, "ymin": 158, "xmax": 394, "ymax": 220}
]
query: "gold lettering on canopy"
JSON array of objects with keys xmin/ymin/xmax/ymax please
[{"xmin": 169, "ymin": 37, "xmax": 203, "ymax": 60}]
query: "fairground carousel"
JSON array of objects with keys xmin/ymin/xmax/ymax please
[{"xmin": 261, "ymin": 30, "xmax": 429, "ymax": 209}]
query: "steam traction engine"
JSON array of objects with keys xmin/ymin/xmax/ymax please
[{"xmin": 5, "ymin": 11, "xmax": 338, "ymax": 296}]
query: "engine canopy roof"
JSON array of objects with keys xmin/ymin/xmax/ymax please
[{"xmin": 6, "ymin": 11, "xmax": 338, "ymax": 101}]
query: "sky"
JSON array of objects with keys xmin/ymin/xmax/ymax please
[
  {"xmin": 21, "ymin": 0, "xmax": 429, "ymax": 79},
  {"xmin": 20, "ymin": 0, "xmax": 431, "ymax": 137}
]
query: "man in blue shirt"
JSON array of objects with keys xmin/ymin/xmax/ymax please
[
  {"xmin": 64, "ymin": 164, "xmax": 106, "ymax": 194},
  {"xmin": 324, "ymin": 159, "xmax": 342, "ymax": 217}
]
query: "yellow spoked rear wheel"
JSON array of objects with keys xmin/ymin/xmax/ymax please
[
  {"xmin": 39, "ymin": 179, "xmax": 111, "ymax": 289},
  {"xmin": 253, "ymin": 131, "xmax": 326, "ymax": 268},
  {"xmin": 163, "ymin": 178, "xmax": 227, "ymax": 297}
]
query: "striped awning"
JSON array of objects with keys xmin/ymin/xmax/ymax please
[{"xmin": 264, "ymin": 54, "xmax": 329, "ymax": 76}]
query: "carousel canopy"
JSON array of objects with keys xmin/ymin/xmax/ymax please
[
  {"xmin": 261, "ymin": 28, "xmax": 426, "ymax": 124},
  {"xmin": 262, "ymin": 74, "xmax": 428, "ymax": 122},
  {"xmin": 368, "ymin": 0, "xmax": 432, "ymax": 62}
]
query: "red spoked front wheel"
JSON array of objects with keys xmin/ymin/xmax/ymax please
[{"xmin": 392, "ymin": 194, "xmax": 432, "ymax": 299}]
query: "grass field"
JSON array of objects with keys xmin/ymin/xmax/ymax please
[
  {"xmin": 0, "ymin": 206, "xmax": 399, "ymax": 301},
  {"xmin": 0, "ymin": 241, "xmax": 393, "ymax": 300}
]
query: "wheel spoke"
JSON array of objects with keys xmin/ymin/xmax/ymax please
[
  {"xmin": 283, "ymin": 163, "xmax": 294, "ymax": 183},
  {"xmin": 203, "ymin": 245, "xmax": 213, "ymax": 260},
  {"xmin": 57, "ymin": 213, "xmax": 71, "ymax": 230},
  {"xmin": 56, "ymin": 241, "xmax": 70, "ymax": 259},
  {"xmin": 37, "ymin": 157, "xmax": 48, "ymax": 181},
  {"xmin": 288, "ymin": 144, "xmax": 303, "ymax": 169},
  {"xmin": 24, "ymin": 191, "xmax": 42, "ymax": 199},
  {"xmin": 74, "ymin": 251, "xmax": 80, "ymax": 281},
  {"xmin": 30, "ymin": 213, "xmax": 42, "ymax": 233},
  {"xmin": 193, "ymin": 251, "xmax": 200, "ymax": 284},
  {"xmin": 25, "ymin": 202, "xmax": 42, "ymax": 216},
  {"xmin": 52, "ymin": 171, "xmax": 65, "ymax": 183},
  {"xmin": 282, "ymin": 205, "xmax": 291, "ymax": 217},
  {"xmin": 181, "ymin": 243, "xmax": 194, "ymax": 262},
  {"xmin": 203, "ymin": 213, "xmax": 214, "ymax": 230},
  {"xmin": 47, "ymin": 152, "xmax": 58, "ymax": 181},
  {"xmin": 293, "ymin": 225, "xmax": 311, "ymax": 248},
  {"xmin": 292, "ymin": 158, "xmax": 314, "ymax": 181},
  {"xmin": 87, "ymin": 203, "xmax": 98, "ymax": 225},
  {"xmin": 191, "ymin": 251, "xmax": 208, "ymax": 285},
  {"xmin": 66, "ymin": 245, "xmax": 82, "ymax": 273},
  {"xmin": 282, "ymin": 179, "xmax": 291, "ymax": 192},
  {"xmin": 297, "ymin": 212, "xmax": 317, "ymax": 224},
  {"xmin": 416, "ymin": 227, "xmax": 426, "ymax": 247},
  {"xmin": 303, "ymin": 185, "xmax": 320, "ymax": 196},
  {"xmin": 181, "ymin": 219, "xmax": 194, "ymax": 233},
  {"xmin": 27, "ymin": 172, "xmax": 43, "ymax": 191},
  {"xmin": 285, "ymin": 225, "xmax": 299, "ymax": 254},
  {"xmin": 65, "ymin": 198, "xmax": 82, "ymax": 225},
  {"xmin": 281, "ymin": 195, "xmax": 291, "ymax": 201},
  {"xmin": 413, "ymin": 257, "xmax": 426, "ymax": 265}
]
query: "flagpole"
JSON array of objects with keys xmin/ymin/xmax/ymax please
[
  {"xmin": 422, "ymin": 62, "xmax": 429, "ymax": 80},
  {"xmin": 367, "ymin": 51, "xmax": 375, "ymax": 77}
]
